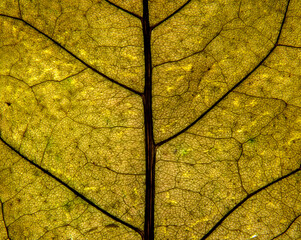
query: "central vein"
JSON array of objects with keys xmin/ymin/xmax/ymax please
[{"xmin": 142, "ymin": 0, "xmax": 156, "ymax": 240}]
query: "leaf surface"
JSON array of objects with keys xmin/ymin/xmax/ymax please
[{"xmin": 0, "ymin": 0, "xmax": 300, "ymax": 239}]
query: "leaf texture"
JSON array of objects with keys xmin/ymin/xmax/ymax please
[{"xmin": 0, "ymin": 0, "xmax": 300, "ymax": 239}]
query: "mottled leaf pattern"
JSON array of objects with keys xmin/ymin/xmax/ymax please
[{"xmin": 0, "ymin": 0, "xmax": 300, "ymax": 239}]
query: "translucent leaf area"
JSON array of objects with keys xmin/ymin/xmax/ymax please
[{"xmin": 0, "ymin": 0, "xmax": 300, "ymax": 239}]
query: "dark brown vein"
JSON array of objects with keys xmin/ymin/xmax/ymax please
[
  {"xmin": 142, "ymin": 0, "xmax": 156, "ymax": 239},
  {"xmin": 277, "ymin": 44, "xmax": 301, "ymax": 49},
  {"xmin": 153, "ymin": 28, "xmax": 222, "ymax": 68},
  {"xmin": 200, "ymin": 167, "xmax": 301, "ymax": 240},
  {"xmin": 0, "ymin": 199, "xmax": 11, "ymax": 240},
  {"xmin": 151, "ymin": 0, "xmax": 192, "ymax": 30},
  {"xmin": 104, "ymin": 0, "xmax": 142, "ymax": 20},
  {"xmin": 271, "ymin": 215, "xmax": 301, "ymax": 239},
  {"xmin": 0, "ymin": 14, "xmax": 142, "ymax": 96},
  {"xmin": 156, "ymin": 45, "xmax": 276, "ymax": 146},
  {"xmin": 275, "ymin": 0, "xmax": 291, "ymax": 43},
  {"xmin": 156, "ymin": 0, "xmax": 291, "ymax": 147},
  {"xmin": 0, "ymin": 136, "xmax": 143, "ymax": 237}
]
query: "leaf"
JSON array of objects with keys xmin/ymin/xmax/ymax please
[{"xmin": 0, "ymin": 0, "xmax": 300, "ymax": 239}]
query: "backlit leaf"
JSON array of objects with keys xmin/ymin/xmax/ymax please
[{"xmin": 0, "ymin": 0, "xmax": 300, "ymax": 239}]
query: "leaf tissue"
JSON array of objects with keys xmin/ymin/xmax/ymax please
[{"xmin": 0, "ymin": 0, "xmax": 300, "ymax": 239}]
